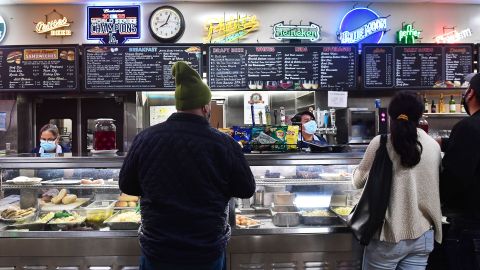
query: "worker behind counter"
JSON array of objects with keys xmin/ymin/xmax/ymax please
[
  {"xmin": 292, "ymin": 111, "xmax": 327, "ymax": 147},
  {"xmin": 31, "ymin": 124, "xmax": 65, "ymax": 154}
]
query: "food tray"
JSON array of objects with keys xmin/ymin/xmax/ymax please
[
  {"xmin": 80, "ymin": 200, "xmax": 115, "ymax": 223},
  {"xmin": 0, "ymin": 212, "xmax": 36, "ymax": 224},
  {"xmin": 301, "ymin": 208, "xmax": 340, "ymax": 226},
  {"xmin": 330, "ymin": 206, "xmax": 353, "ymax": 222},
  {"xmin": 40, "ymin": 198, "xmax": 90, "ymax": 211},
  {"xmin": 104, "ymin": 210, "xmax": 141, "ymax": 230},
  {"xmin": 4, "ymin": 222, "xmax": 46, "ymax": 231},
  {"xmin": 48, "ymin": 216, "xmax": 87, "ymax": 230},
  {"xmin": 42, "ymin": 178, "xmax": 81, "ymax": 185}
]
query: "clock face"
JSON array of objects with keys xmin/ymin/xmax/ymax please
[{"xmin": 149, "ymin": 6, "xmax": 185, "ymax": 42}]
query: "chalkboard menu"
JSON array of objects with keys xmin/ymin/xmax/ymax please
[
  {"xmin": 84, "ymin": 45, "xmax": 202, "ymax": 91},
  {"xmin": 363, "ymin": 44, "xmax": 473, "ymax": 89},
  {"xmin": 208, "ymin": 45, "xmax": 357, "ymax": 90},
  {"xmin": 0, "ymin": 46, "xmax": 78, "ymax": 91}
]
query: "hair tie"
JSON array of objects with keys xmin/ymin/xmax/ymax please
[{"xmin": 397, "ymin": 114, "xmax": 409, "ymax": 121}]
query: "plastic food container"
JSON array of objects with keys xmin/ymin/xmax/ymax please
[{"xmin": 80, "ymin": 200, "xmax": 115, "ymax": 223}]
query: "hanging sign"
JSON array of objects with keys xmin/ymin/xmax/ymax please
[
  {"xmin": 397, "ymin": 23, "xmax": 421, "ymax": 44},
  {"xmin": 0, "ymin": 15, "xmax": 6, "ymax": 43},
  {"xmin": 273, "ymin": 21, "xmax": 321, "ymax": 42},
  {"xmin": 87, "ymin": 6, "xmax": 140, "ymax": 44},
  {"xmin": 337, "ymin": 7, "xmax": 388, "ymax": 44},
  {"xmin": 204, "ymin": 14, "xmax": 259, "ymax": 43},
  {"xmin": 34, "ymin": 10, "xmax": 73, "ymax": 38},
  {"xmin": 434, "ymin": 27, "xmax": 472, "ymax": 43}
]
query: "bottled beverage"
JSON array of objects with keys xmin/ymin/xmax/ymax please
[
  {"xmin": 265, "ymin": 105, "xmax": 271, "ymax": 125},
  {"xmin": 449, "ymin": 95, "xmax": 456, "ymax": 113},
  {"xmin": 280, "ymin": 106, "xmax": 286, "ymax": 126},
  {"xmin": 93, "ymin": 119, "xmax": 116, "ymax": 150},
  {"xmin": 461, "ymin": 94, "xmax": 466, "ymax": 113},
  {"xmin": 330, "ymin": 109, "xmax": 336, "ymax": 128},
  {"xmin": 424, "ymin": 94, "xmax": 429, "ymax": 113},
  {"xmin": 439, "ymin": 93, "xmax": 445, "ymax": 113},
  {"xmin": 431, "ymin": 100, "xmax": 437, "ymax": 113},
  {"xmin": 419, "ymin": 116, "xmax": 429, "ymax": 133}
]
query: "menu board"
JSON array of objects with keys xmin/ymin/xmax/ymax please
[
  {"xmin": 363, "ymin": 45, "xmax": 394, "ymax": 88},
  {"xmin": 0, "ymin": 46, "xmax": 78, "ymax": 91},
  {"xmin": 363, "ymin": 44, "xmax": 473, "ymax": 89},
  {"xmin": 395, "ymin": 46, "xmax": 443, "ymax": 88},
  {"xmin": 208, "ymin": 45, "xmax": 357, "ymax": 90},
  {"xmin": 84, "ymin": 45, "xmax": 202, "ymax": 91}
]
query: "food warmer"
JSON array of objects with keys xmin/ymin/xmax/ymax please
[{"xmin": 0, "ymin": 153, "xmax": 363, "ymax": 270}]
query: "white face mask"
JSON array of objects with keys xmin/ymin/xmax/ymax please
[{"xmin": 303, "ymin": 120, "xmax": 317, "ymax": 135}]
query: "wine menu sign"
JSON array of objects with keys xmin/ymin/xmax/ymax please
[{"xmin": 0, "ymin": 46, "xmax": 78, "ymax": 91}]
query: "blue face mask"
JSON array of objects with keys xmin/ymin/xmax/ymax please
[
  {"xmin": 303, "ymin": 120, "xmax": 318, "ymax": 135},
  {"xmin": 40, "ymin": 140, "xmax": 57, "ymax": 152}
]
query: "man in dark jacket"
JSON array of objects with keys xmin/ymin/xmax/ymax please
[
  {"xmin": 440, "ymin": 73, "xmax": 480, "ymax": 270},
  {"xmin": 119, "ymin": 62, "xmax": 255, "ymax": 270}
]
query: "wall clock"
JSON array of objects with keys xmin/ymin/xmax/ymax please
[{"xmin": 149, "ymin": 6, "xmax": 185, "ymax": 43}]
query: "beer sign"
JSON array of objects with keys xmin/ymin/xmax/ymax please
[{"xmin": 87, "ymin": 6, "xmax": 140, "ymax": 44}]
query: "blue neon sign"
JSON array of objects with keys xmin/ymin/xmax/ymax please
[
  {"xmin": 337, "ymin": 7, "xmax": 388, "ymax": 44},
  {"xmin": 87, "ymin": 6, "xmax": 140, "ymax": 44}
]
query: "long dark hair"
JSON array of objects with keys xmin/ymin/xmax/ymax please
[{"xmin": 388, "ymin": 92, "xmax": 423, "ymax": 168}]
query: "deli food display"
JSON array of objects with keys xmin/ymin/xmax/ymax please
[{"xmin": 0, "ymin": 45, "xmax": 78, "ymax": 91}]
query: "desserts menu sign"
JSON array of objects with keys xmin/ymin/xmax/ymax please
[
  {"xmin": 363, "ymin": 44, "xmax": 473, "ymax": 89},
  {"xmin": 84, "ymin": 45, "xmax": 202, "ymax": 90},
  {"xmin": 0, "ymin": 46, "xmax": 78, "ymax": 91},
  {"xmin": 208, "ymin": 45, "xmax": 357, "ymax": 90}
]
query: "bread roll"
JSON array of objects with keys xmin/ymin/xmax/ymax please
[
  {"xmin": 62, "ymin": 194, "xmax": 77, "ymax": 204},
  {"xmin": 127, "ymin": 202, "xmax": 137, "ymax": 207},
  {"xmin": 118, "ymin": 194, "xmax": 139, "ymax": 202},
  {"xmin": 51, "ymin": 189, "xmax": 67, "ymax": 204},
  {"xmin": 115, "ymin": 201, "xmax": 128, "ymax": 207}
]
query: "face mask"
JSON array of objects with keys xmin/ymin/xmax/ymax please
[
  {"xmin": 303, "ymin": 120, "xmax": 317, "ymax": 135},
  {"xmin": 40, "ymin": 140, "xmax": 57, "ymax": 152},
  {"xmin": 461, "ymin": 89, "xmax": 471, "ymax": 115}
]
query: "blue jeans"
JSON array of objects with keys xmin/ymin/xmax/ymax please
[
  {"xmin": 363, "ymin": 230, "xmax": 434, "ymax": 270},
  {"xmin": 140, "ymin": 251, "xmax": 226, "ymax": 270}
]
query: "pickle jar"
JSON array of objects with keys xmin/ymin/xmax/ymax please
[{"xmin": 93, "ymin": 118, "xmax": 116, "ymax": 150}]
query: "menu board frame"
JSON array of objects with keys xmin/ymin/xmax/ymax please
[
  {"xmin": 82, "ymin": 43, "xmax": 204, "ymax": 92},
  {"xmin": 206, "ymin": 43, "xmax": 358, "ymax": 91},
  {"xmin": 0, "ymin": 44, "xmax": 80, "ymax": 92},
  {"xmin": 362, "ymin": 43, "xmax": 474, "ymax": 90}
]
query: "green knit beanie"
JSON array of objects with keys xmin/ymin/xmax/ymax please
[{"xmin": 172, "ymin": 61, "xmax": 212, "ymax": 111}]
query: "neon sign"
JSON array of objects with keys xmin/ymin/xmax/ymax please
[
  {"xmin": 337, "ymin": 7, "xmax": 388, "ymax": 44},
  {"xmin": 204, "ymin": 14, "xmax": 259, "ymax": 43},
  {"xmin": 434, "ymin": 27, "xmax": 472, "ymax": 43},
  {"xmin": 273, "ymin": 21, "xmax": 321, "ymax": 42},
  {"xmin": 0, "ymin": 15, "xmax": 6, "ymax": 43},
  {"xmin": 397, "ymin": 23, "xmax": 421, "ymax": 44},
  {"xmin": 34, "ymin": 10, "xmax": 73, "ymax": 38},
  {"xmin": 87, "ymin": 6, "xmax": 140, "ymax": 44}
]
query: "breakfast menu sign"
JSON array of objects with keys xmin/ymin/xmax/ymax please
[{"xmin": 0, "ymin": 46, "xmax": 78, "ymax": 91}]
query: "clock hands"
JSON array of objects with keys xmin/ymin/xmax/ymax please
[{"xmin": 159, "ymin": 13, "xmax": 171, "ymax": 28}]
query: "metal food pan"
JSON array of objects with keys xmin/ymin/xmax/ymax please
[
  {"xmin": 104, "ymin": 210, "xmax": 140, "ymax": 230},
  {"xmin": 271, "ymin": 210, "xmax": 300, "ymax": 227},
  {"xmin": 300, "ymin": 208, "xmax": 340, "ymax": 226}
]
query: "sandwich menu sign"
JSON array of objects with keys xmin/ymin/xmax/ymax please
[
  {"xmin": 87, "ymin": 6, "xmax": 140, "ymax": 44},
  {"xmin": 0, "ymin": 46, "xmax": 78, "ymax": 91}
]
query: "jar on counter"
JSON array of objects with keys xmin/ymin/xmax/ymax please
[{"xmin": 93, "ymin": 118, "xmax": 116, "ymax": 150}]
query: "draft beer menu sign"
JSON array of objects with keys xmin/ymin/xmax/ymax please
[
  {"xmin": 84, "ymin": 45, "xmax": 202, "ymax": 90},
  {"xmin": 363, "ymin": 44, "xmax": 473, "ymax": 89},
  {"xmin": 0, "ymin": 46, "xmax": 78, "ymax": 91},
  {"xmin": 208, "ymin": 45, "xmax": 357, "ymax": 90}
]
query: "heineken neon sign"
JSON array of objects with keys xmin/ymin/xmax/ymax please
[
  {"xmin": 273, "ymin": 21, "xmax": 321, "ymax": 42},
  {"xmin": 337, "ymin": 7, "xmax": 388, "ymax": 44},
  {"xmin": 397, "ymin": 23, "xmax": 421, "ymax": 44}
]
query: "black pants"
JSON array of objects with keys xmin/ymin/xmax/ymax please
[{"xmin": 429, "ymin": 219, "xmax": 480, "ymax": 270}]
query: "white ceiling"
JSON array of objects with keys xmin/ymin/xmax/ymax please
[{"xmin": 1, "ymin": 0, "xmax": 480, "ymax": 4}]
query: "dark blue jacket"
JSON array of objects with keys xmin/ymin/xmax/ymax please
[{"xmin": 119, "ymin": 113, "xmax": 255, "ymax": 263}]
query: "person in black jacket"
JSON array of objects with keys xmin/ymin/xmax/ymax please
[
  {"xmin": 119, "ymin": 62, "xmax": 255, "ymax": 270},
  {"xmin": 439, "ymin": 73, "xmax": 480, "ymax": 270}
]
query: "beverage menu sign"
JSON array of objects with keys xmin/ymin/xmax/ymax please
[
  {"xmin": 0, "ymin": 46, "xmax": 78, "ymax": 91},
  {"xmin": 208, "ymin": 45, "xmax": 357, "ymax": 90},
  {"xmin": 84, "ymin": 45, "xmax": 202, "ymax": 91},
  {"xmin": 363, "ymin": 44, "xmax": 473, "ymax": 89}
]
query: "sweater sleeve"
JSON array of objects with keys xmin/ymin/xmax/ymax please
[
  {"xmin": 119, "ymin": 133, "xmax": 143, "ymax": 196},
  {"xmin": 352, "ymin": 135, "xmax": 381, "ymax": 189},
  {"xmin": 227, "ymin": 138, "xmax": 256, "ymax": 199}
]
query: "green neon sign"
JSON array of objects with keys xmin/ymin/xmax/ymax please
[
  {"xmin": 397, "ymin": 24, "xmax": 421, "ymax": 44},
  {"xmin": 273, "ymin": 22, "xmax": 321, "ymax": 42}
]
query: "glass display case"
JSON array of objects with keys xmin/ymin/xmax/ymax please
[{"xmin": 0, "ymin": 153, "xmax": 364, "ymax": 270}]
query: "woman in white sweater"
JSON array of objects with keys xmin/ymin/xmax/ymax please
[{"xmin": 353, "ymin": 92, "xmax": 442, "ymax": 270}]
